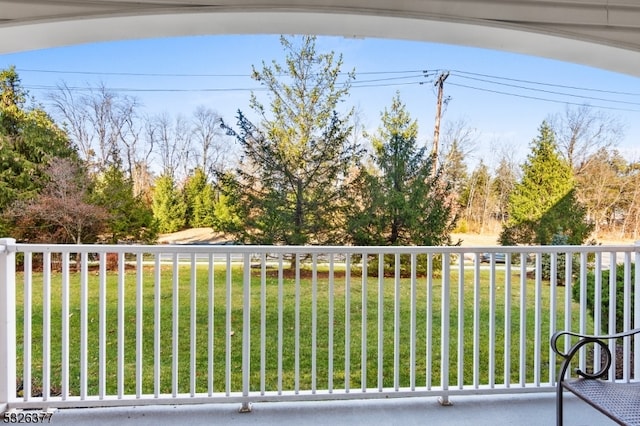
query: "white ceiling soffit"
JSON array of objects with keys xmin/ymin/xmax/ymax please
[{"xmin": 1, "ymin": 0, "xmax": 640, "ymax": 77}]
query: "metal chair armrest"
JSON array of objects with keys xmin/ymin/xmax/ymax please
[{"xmin": 551, "ymin": 327, "xmax": 640, "ymax": 381}]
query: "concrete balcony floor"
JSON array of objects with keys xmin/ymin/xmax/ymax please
[{"xmin": 51, "ymin": 393, "xmax": 616, "ymax": 425}]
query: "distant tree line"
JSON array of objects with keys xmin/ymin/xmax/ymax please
[{"xmin": 1, "ymin": 36, "xmax": 638, "ymax": 247}]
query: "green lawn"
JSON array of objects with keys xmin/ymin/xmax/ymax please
[{"xmin": 14, "ymin": 259, "xmax": 582, "ymax": 397}]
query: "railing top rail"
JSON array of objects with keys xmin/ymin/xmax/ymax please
[{"xmin": 3, "ymin": 241, "xmax": 639, "ymax": 255}]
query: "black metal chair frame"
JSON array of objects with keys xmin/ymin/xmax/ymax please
[{"xmin": 551, "ymin": 327, "xmax": 640, "ymax": 426}]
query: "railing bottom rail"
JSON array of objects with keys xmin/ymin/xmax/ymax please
[{"xmin": 7, "ymin": 386, "xmax": 557, "ymax": 411}]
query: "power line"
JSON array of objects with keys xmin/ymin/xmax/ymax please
[
  {"xmin": 448, "ymin": 82, "xmax": 640, "ymax": 112},
  {"xmin": 451, "ymin": 73, "xmax": 640, "ymax": 107},
  {"xmin": 16, "ymin": 67, "xmax": 430, "ymax": 79},
  {"xmin": 16, "ymin": 65, "xmax": 638, "ymax": 98},
  {"xmin": 14, "ymin": 66, "xmax": 640, "ymax": 111},
  {"xmin": 24, "ymin": 84, "xmax": 267, "ymax": 93},
  {"xmin": 22, "ymin": 64, "xmax": 637, "ymax": 100},
  {"xmin": 21, "ymin": 74, "xmax": 430, "ymax": 93},
  {"xmin": 18, "ymin": 68, "xmax": 249, "ymax": 78},
  {"xmin": 449, "ymin": 69, "xmax": 640, "ymax": 97}
]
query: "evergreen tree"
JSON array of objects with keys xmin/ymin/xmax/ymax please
[
  {"xmin": 500, "ymin": 121, "xmax": 593, "ymax": 245},
  {"xmin": 220, "ymin": 35, "xmax": 361, "ymax": 245},
  {"xmin": 184, "ymin": 167, "xmax": 216, "ymax": 228},
  {"xmin": 0, "ymin": 67, "xmax": 78, "ymax": 235},
  {"xmin": 91, "ymin": 162, "xmax": 157, "ymax": 243},
  {"xmin": 0, "ymin": 67, "xmax": 77, "ymax": 227},
  {"xmin": 348, "ymin": 93, "xmax": 456, "ymax": 246},
  {"xmin": 152, "ymin": 174, "xmax": 187, "ymax": 234},
  {"xmin": 441, "ymin": 139, "xmax": 468, "ymax": 203}
]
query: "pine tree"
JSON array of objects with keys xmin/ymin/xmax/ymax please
[
  {"xmin": 152, "ymin": 174, "xmax": 187, "ymax": 234},
  {"xmin": 184, "ymin": 167, "xmax": 216, "ymax": 228},
  {"xmin": 441, "ymin": 139, "xmax": 468, "ymax": 206},
  {"xmin": 500, "ymin": 121, "xmax": 593, "ymax": 245},
  {"xmin": 92, "ymin": 162, "xmax": 157, "ymax": 243},
  {"xmin": 348, "ymin": 93, "xmax": 456, "ymax": 246}
]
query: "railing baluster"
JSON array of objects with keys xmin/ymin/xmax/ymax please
[
  {"xmin": 61, "ymin": 252, "xmax": 69, "ymax": 400},
  {"xmin": 80, "ymin": 252, "xmax": 88, "ymax": 399},
  {"xmin": 295, "ymin": 254, "xmax": 300, "ymax": 394},
  {"xmin": 99, "ymin": 252, "xmax": 107, "ymax": 399},
  {"xmin": 623, "ymin": 252, "xmax": 632, "ymax": 381},
  {"xmin": 361, "ymin": 251, "xmax": 368, "ymax": 392},
  {"xmin": 565, "ymin": 248, "xmax": 573, "ymax": 373},
  {"xmin": 328, "ymin": 253, "xmax": 335, "ymax": 393},
  {"xmin": 312, "ymin": 253, "xmax": 318, "ymax": 394},
  {"xmin": 593, "ymin": 252, "xmax": 602, "ymax": 372},
  {"xmin": 225, "ymin": 253, "xmax": 232, "ymax": 396},
  {"xmin": 549, "ymin": 251, "xmax": 557, "ymax": 384},
  {"xmin": 608, "ymin": 258, "xmax": 617, "ymax": 380},
  {"xmin": 23, "ymin": 252, "xmax": 32, "ymax": 402},
  {"xmin": 377, "ymin": 253, "xmax": 384, "ymax": 392},
  {"xmin": 563, "ymin": 251, "xmax": 572, "ymax": 376},
  {"xmin": 241, "ymin": 253, "xmax": 251, "ymax": 412},
  {"xmin": 344, "ymin": 254, "xmax": 351, "ymax": 393},
  {"xmin": 43, "ymin": 251, "xmax": 51, "ymax": 401},
  {"xmin": 473, "ymin": 254, "xmax": 481, "ymax": 388},
  {"xmin": 489, "ymin": 253, "xmax": 496, "ymax": 389},
  {"xmin": 578, "ymin": 251, "xmax": 587, "ymax": 372},
  {"xmin": 393, "ymin": 252, "xmax": 400, "ymax": 392},
  {"xmin": 457, "ymin": 254, "xmax": 466, "ymax": 389},
  {"xmin": 439, "ymin": 253, "xmax": 450, "ymax": 405},
  {"xmin": 137, "ymin": 253, "xmax": 144, "ymax": 399},
  {"xmin": 410, "ymin": 253, "xmax": 417, "ymax": 391},
  {"xmin": 534, "ymin": 252, "xmax": 542, "ymax": 386},
  {"xmin": 154, "ymin": 253, "xmax": 161, "ymax": 398},
  {"xmin": 426, "ymin": 253, "xmax": 433, "ymax": 390},
  {"xmin": 277, "ymin": 254, "xmax": 284, "ymax": 394},
  {"xmin": 117, "ymin": 252, "xmax": 125, "ymax": 399},
  {"xmin": 519, "ymin": 254, "xmax": 527, "ymax": 386},
  {"xmin": 504, "ymin": 253, "xmax": 512, "ymax": 387},
  {"xmin": 260, "ymin": 253, "xmax": 266, "ymax": 395},
  {"xmin": 635, "ymin": 244, "xmax": 640, "ymax": 381},
  {"xmin": 189, "ymin": 253, "xmax": 196, "ymax": 397},
  {"xmin": 172, "ymin": 252, "xmax": 179, "ymax": 397},
  {"xmin": 207, "ymin": 253, "xmax": 214, "ymax": 397},
  {"xmin": 80, "ymin": 252, "xmax": 89, "ymax": 399}
]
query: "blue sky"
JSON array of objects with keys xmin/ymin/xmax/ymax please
[{"xmin": 1, "ymin": 34, "xmax": 639, "ymax": 168}]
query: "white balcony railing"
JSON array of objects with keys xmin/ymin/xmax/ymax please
[{"xmin": 1, "ymin": 238, "xmax": 639, "ymax": 412}]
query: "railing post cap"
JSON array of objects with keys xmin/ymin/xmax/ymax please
[{"xmin": 0, "ymin": 238, "xmax": 16, "ymax": 252}]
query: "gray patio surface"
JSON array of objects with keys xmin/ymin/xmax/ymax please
[{"xmin": 45, "ymin": 392, "xmax": 617, "ymax": 425}]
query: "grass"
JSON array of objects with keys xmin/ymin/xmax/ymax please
[{"xmin": 14, "ymin": 258, "xmax": 584, "ymax": 397}]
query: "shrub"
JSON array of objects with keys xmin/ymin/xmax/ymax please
[
  {"xmin": 454, "ymin": 218, "xmax": 468, "ymax": 234},
  {"xmin": 541, "ymin": 234, "xmax": 579, "ymax": 282},
  {"xmin": 572, "ymin": 264, "xmax": 635, "ymax": 334}
]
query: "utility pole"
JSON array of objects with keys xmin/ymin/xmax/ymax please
[{"xmin": 432, "ymin": 71, "xmax": 449, "ymax": 171}]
